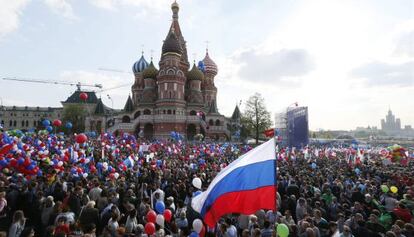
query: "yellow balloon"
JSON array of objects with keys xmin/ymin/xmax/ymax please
[{"xmin": 390, "ymin": 186, "xmax": 398, "ymax": 193}]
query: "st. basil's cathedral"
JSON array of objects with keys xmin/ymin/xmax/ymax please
[{"xmin": 85, "ymin": 1, "xmax": 239, "ymax": 140}]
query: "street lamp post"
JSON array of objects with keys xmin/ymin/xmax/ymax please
[{"xmin": 107, "ymin": 95, "xmax": 114, "ymax": 130}]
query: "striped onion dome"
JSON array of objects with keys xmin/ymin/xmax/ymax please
[
  {"xmin": 132, "ymin": 55, "xmax": 149, "ymax": 73},
  {"xmin": 202, "ymin": 51, "xmax": 218, "ymax": 76}
]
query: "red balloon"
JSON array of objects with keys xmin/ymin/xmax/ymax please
[
  {"xmin": 145, "ymin": 222, "xmax": 155, "ymax": 235},
  {"xmin": 164, "ymin": 209, "xmax": 172, "ymax": 222},
  {"xmin": 146, "ymin": 210, "xmax": 157, "ymax": 223},
  {"xmin": 79, "ymin": 92, "xmax": 88, "ymax": 101},
  {"xmin": 9, "ymin": 159, "xmax": 17, "ymax": 167},
  {"xmin": 52, "ymin": 119, "xmax": 62, "ymax": 127},
  {"xmin": 24, "ymin": 158, "xmax": 31, "ymax": 167},
  {"xmin": 0, "ymin": 144, "xmax": 13, "ymax": 155},
  {"xmin": 75, "ymin": 134, "xmax": 88, "ymax": 144}
]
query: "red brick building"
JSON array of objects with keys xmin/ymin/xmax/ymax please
[{"xmin": 92, "ymin": 2, "xmax": 230, "ymax": 140}]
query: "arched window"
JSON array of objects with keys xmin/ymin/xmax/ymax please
[
  {"xmin": 122, "ymin": 116, "xmax": 131, "ymax": 123},
  {"xmin": 33, "ymin": 121, "xmax": 36, "ymax": 127},
  {"xmin": 167, "ymin": 110, "xmax": 172, "ymax": 114},
  {"xmin": 163, "ymin": 110, "xmax": 166, "ymax": 114},
  {"xmin": 26, "ymin": 120, "xmax": 29, "ymax": 127},
  {"xmin": 215, "ymin": 119, "xmax": 221, "ymax": 126},
  {"xmin": 134, "ymin": 111, "xmax": 141, "ymax": 119},
  {"xmin": 189, "ymin": 110, "xmax": 197, "ymax": 116},
  {"xmin": 209, "ymin": 119, "xmax": 214, "ymax": 126},
  {"xmin": 9, "ymin": 120, "xmax": 12, "ymax": 127},
  {"xmin": 143, "ymin": 109, "xmax": 151, "ymax": 115},
  {"xmin": 173, "ymin": 110, "xmax": 176, "ymax": 115},
  {"xmin": 13, "ymin": 121, "xmax": 16, "ymax": 127},
  {"xmin": 21, "ymin": 121, "xmax": 24, "ymax": 127}
]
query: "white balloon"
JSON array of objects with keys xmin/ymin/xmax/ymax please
[
  {"xmin": 83, "ymin": 173, "xmax": 88, "ymax": 178},
  {"xmin": 156, "ymin": 214, "xmax": 164, "ymax": 227},
  {"xmin": 192, "ymin": 177, "xmax": 202, "ymax": 189},
  {"xmin": 114, "ymin": 172, "xmax": 120, "ymax": 179},
  {"xmin": 192, "ymin": 219, "xmax": 203, "ymax": 233},
  {"xmin": 57, "ymin": 161, "xmax": 63, "ymax": 167}
]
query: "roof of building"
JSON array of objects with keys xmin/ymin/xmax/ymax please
[
  {"xmin": 124, "ymin": 95, "xmax": 134, "ymax": 112},
  {"xmin": 1, "ymin": 106, "xmax": 62, "ymax": 112},
  {"xmin": 162, "ymin": 30, "xmax": 182, "ymax": 55},
  {"xmin": 94, "ymin": 98, "xmax": 105, "ymax": 115},
  {"xmin": 142, "ymin": 61, "xmax": 158, "ymax": 79},
  {"xmin": 187, "ymin": 63, "xmax": 204, "ymax": 81},
  {"xmin": 63, "ymin": 91, "xmax": 99, "ymax": 104},
  {"xmin": 132, "ymin": 55, "xmax": 149, "ymax": 73},
  {"xmin": 202, "ymin": 50, "xmax": 218, "ymax": 76},
  {"xmin": 231, "ymin": 105, "xmax": 241, "ymax": 120}
]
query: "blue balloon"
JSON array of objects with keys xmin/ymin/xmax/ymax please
[
  {"xmin": 155, "ymin": 201, "xmax": 165, "ymax": 214},
  {"xmin": 27, "ymin": 164, "xmax": 35, "ymax": 170},
  {"xmin": 46, "ymin": 126, "xmax": 53, "ymax": 132},
  {"xmin": 65, "ymin": 122, "xmax": 73, "ymax": 129},
  {"xmin": 0, "ymin": 160, "xmax": 8, "ymax": 167},
  {"xmin": 311, "ymin": 163, "xmax": 317, "ymax": 169},
  {"xmin": 197, "ymin": 61, "xmax": 205, "ymax": 73},
  {"xmin": 355, "ymin": 168, "xmax": 360, "ymax": 175},
  {"xmin": 37, "ymin": 170, "xmax": 43, "ymax": 177},
  {"xmin": 18, "ymin": 158, "xmax": 24, "ymax": 165},
  {"xmin": 193, "ymin": 190, "xmax": 202, "ymax": 197},
  {"xmin": 156, "ymin": 160, "xmax": 162, "ymax": 167},
  {"xmin": 190, "ymin": 232, "xmax": 199, "ymax": 237},
  {"xmin": 42, "ymin": 120, "xmax": 51, "ymax": 127}
]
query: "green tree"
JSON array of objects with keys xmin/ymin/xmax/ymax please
[
  {"xmin": 62, "ymin": 104, "xmax": 86, "ymax": 133},
  {"xmin": 242, "ymin": 93, "xmax": 272, "ymax": 144}
]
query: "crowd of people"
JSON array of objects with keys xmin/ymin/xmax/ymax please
[{"xmin": 0, "ymin": 129, "xmax": 413, "ymax": 237}]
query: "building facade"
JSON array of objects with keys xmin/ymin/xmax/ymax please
[
  {"xmin": 87, "ymin": 1, "xmax": 230, "ymax": 140},
  {"xmin": 0, "ymin": 106, "xmax": 63, "ymax": 131},
  {"xmin": 380, "ymin": 109, "xmax": 413, "ymax": 137},
  {"xmin": 0, "ymin": 2, "xmax": 233, "ymax": 140}
]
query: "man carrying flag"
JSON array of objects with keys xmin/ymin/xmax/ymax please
[{"xmin": 191, "ymin": 138, "xmax": 277, "ymax": 227}]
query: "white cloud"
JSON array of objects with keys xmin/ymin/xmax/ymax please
[
  {"xmin": 43, "ymin": 0, "xmax": 77, "ymax": 20},
  {"xmin": 0, "ymin": 0, "xmax": 30, "ymax": 40},
  {"xmin": 234, "ymin": 48, "xmax": 314, "ymax": 85},
  {"xmin": 88, "ymin": 0, "xmax": 167, "ymax": 15},
  {"xmin": 352, "ymin": 61, "xmax": 414, "ymax": 87}
]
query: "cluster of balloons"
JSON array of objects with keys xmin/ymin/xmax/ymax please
[
  {"xmin": 170, "ymin": 131, "xmax": 184, "ymax": 141},
  {"xmin": 381, "ymin": 185, "xmax": 398, "ymax": 194},
  {"xmin": 387, "ymin": 144, "xmax": 407, "ymax": 163},
  {"xmin": 41, "ymin": 119, "xmax": 67, "ymax": 133},
  {"xmin": 144, "ymin": 202, "xmax": 173, "ymax": 235}
]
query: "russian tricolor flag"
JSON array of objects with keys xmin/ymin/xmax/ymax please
[{"xmin": 191, "ymin": 138, "xmax": 277, "ymax": 227}]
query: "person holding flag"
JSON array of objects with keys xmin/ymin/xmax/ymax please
[{"xmin": 191, "ymin": 138, "xmax": 277, "ymax": 228}]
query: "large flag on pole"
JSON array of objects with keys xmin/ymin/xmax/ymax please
[{"xmin": 191, "ymin": 138, "xmax": 277, "ymax": 227}]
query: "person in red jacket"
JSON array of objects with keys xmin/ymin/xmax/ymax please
[
  {"xmin": 54, "ymin": 216, "xmax": 70, "ymax": 235},
  {"xmin": 393, "ymin": 203, "xmax": 412, "ymax": 223}
]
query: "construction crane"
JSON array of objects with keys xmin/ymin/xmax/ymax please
[{"xmin": 1, "ymin": 77, "xmax": 103, "ymax": 91}]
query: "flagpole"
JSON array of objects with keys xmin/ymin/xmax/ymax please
[{"xmin": 273, "ymin": 129, "xmax": 278, "ymax": 212}]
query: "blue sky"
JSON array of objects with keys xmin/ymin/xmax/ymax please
[{"xmin": 0, "ymin": 0, "xmax": 413, "ymax": 130}]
